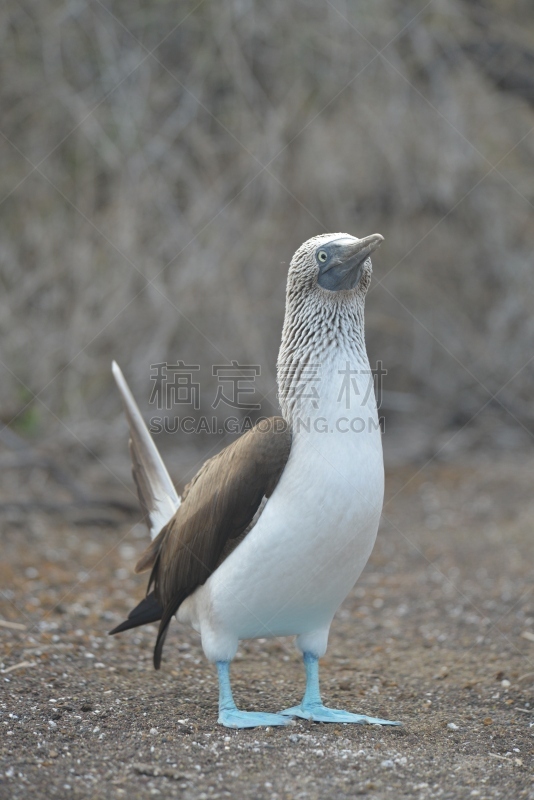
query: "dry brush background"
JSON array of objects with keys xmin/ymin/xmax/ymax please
[{"xmin": 1, "ymin": 0, "xmax": 534, "ymax": 477}]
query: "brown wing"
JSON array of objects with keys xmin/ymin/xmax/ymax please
[{"xmin": 126, "ymin": 417, "xmax": 291, "ymax": 669}]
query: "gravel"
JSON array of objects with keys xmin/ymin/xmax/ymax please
[{"xmin": 1, "ymin": 455, "xmax": 534, "ymax": 799}]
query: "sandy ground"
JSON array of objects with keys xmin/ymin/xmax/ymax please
[{"xmin": 1, "ymin": 454, "xmax": 534, "ymax": 799}]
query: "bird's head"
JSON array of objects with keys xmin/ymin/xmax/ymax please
[
  {"xmin": 278, "ymin": 232, "xmax": 385, "ymax": 414},
  {"xmin": 287, "ymin": 232, "xmax": 384, "ymax": 300}
]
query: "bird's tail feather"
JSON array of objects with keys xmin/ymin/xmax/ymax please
[
  {"xmin": 153, "ymin": 590, "xmax": 189, "ymax": 670},
  {"xmin": 108, "ymin": 591, "xmax": 163, "ymax": 635},
  {"xmin": 112, "ymin": 361, "xmax": 180, "ymax": 540}
]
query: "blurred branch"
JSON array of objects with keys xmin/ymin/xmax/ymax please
[
  {"xmin": 459, "ymin": 0, "xmax": 534, "ymax": 106},
  {"xmin": 462, "ymin": 37, "xmax": 534, "ymax": 107}
]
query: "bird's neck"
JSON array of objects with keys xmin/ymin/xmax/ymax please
[{"xmin": 277, "ymin": 294, "xmax": 371, "ymax": 424}]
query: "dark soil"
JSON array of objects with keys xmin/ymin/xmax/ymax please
[{"xmin": 1, "ymin": 455, "xmax": 534, "ymax": 799}]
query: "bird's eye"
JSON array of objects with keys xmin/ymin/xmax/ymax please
[{"xmin": 317, "ymin": 250, "xmax": 328, "ymax": 263}]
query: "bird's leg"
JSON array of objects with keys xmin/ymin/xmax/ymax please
[
  {"xmin": 280, "ymin": 653, "xmax": 401, "ymax": 725},
  {"xmin": 216, "ymin": 661, "xmax": 290, "ymax": 729}
]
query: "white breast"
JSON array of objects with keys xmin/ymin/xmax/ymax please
[{"xmin": 179, "ymin": 352, "xmax": 384, "ymax": 659}]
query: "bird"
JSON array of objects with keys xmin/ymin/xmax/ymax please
[{"xmin": 110, "ymin": 232, "xmax": 401, "ymax": 729}]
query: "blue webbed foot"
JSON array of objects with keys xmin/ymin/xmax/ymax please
[
  {"xmin": 216, "ymin": 662, "xmax": 290, "ymax": 728},
  {"xmin": 285, "ymin": 653, "xmax": 402, "ymax": 725},
  {"xmin": 281, "ymin": 704, "xmax": 401, "ymax": 725},
  {"xmin": 218, "ymin": 709, "xmax": 291, "ymax": 729}
]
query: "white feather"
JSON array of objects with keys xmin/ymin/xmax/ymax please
[{"xmin": 112, "ymin": 361, "xmax": 180, "ymax": 539}]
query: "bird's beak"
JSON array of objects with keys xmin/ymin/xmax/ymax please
[
  {"xmin": 318, "ymin": 233, "xmax": 384, "ymax": 292},
  {"xmin": 337, "ymin": 233, "xmax": 384, "ymax": 265}
]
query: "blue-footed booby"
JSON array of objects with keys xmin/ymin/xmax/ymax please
[{"xmin": 110, "ymin": 232, "xmax": 401, "ymax": 729}]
